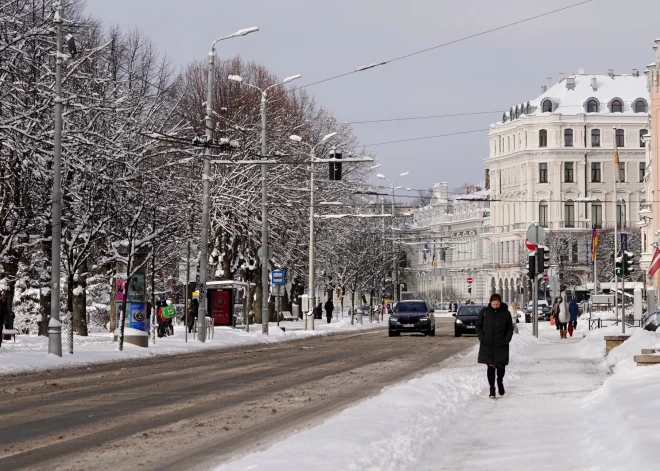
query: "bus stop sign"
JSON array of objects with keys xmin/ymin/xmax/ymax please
[{"xmin": 271, "ymin": 270, "xmax": 285, "ymax": 285}]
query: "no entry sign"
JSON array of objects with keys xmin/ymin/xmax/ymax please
[
  {"xmin": 467, "ymin": 277, "xmax": 473, "ymax": 284},
  {"xmin": 542, "ymin": 273, "xmax": 549, "ymax": 282}
]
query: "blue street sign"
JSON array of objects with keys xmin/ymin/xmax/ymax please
[
  {"xmin": 620, "ymin": 232, "xmax": 628, "ymax": 251},
  {"xmin": 271, "ymin": 270, "xmax": 285, "ymax": 285}
]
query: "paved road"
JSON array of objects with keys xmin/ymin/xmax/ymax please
[{"xmin": 0, "ymin": 318, "xmax": 475, "ymax": 471}]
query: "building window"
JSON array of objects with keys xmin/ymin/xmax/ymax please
[
  {"xmin": 564, "ymin": 162, "xmax": 574, "ymax": 182},
  {"xmin": 564, "ymin": 200, "xmax": 575, "ymax": 228},
  {"xmin": 611, "ymin": 100, "xmax": 623, "ymax": 113},
  {"xmin": 640, "ymin": 129, "xmax": 648, "ymax": 147},
  {"xmin": 539, "ymin": 200, "xmax": 549, "ymax": 227},
  {"xmin": 591, "ymin": 162, "xmax": 601, "ymax": 182},
  {"xmin": 564, "ymin": 128, "xmax": 573, "ymax": 147},
  {"xmin": 539, "ymin": 129, "xmax": 548, "ymax": 147},
  {"xmin": 591, "ymin": 129, "xmax": 600, "ymax": 147},
  {"xmin": 639, "ymin": 199, "xmax": 646, "ymax": 221},
  {"xmin": 572, "ymin": 241, "xmax": 579, "ymax": 263},
  {"xmin": 615, "ymin": 129, "xmax": 624, "ymax": 147},
  {"xmin": 592, "ymin": 201, "xmax": 603, "ymax": 228},
  {"xmin": 587, "ymin": 99, "xmax": 599, "ymax": 113},
  {"xmin": 635, "ymin": 100, "xmax": 647, "ymax": 113},
  {"xmin": 539, "ymin": 163, "xmax": 548, "ymax": 183},
  {"xmin": 640, "ymin": 162, "xmax": 646, "ymax": 182},
  {"xmin": 542, "ymin": 100, "xmax": 553, "ymax": 113},
  {"xmin": 617, "ymin": 200, "xmax": 626, "ymax": 229},
  {"xmin": 619, "ymin": 162, "xmax": 625, "ymax": 182}
]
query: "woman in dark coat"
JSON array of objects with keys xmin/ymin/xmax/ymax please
[
  {"xmin": 324, "ymin": 299, "xmax": 334, "ymax": 324},
  {"xmin": 476, "ymin": 293, "xmax": 514, "ymax": 399}
]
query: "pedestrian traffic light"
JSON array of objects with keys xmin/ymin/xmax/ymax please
[
  {"xmin": 467, "ymin": 285, "xmax": 472, "ymax": 295},
  {"xmin": 623, "ymin": 251, "xmax": 635, "ymax": 276},
  {"xmin": 615, "ymin": 253, "xmax": 622, "ymax": 276},
  {"xmin": 527, "ymin": 254, "xmax": 536, "ymax": 279},
  {"xmin": 329, "ymin": 149, "xmax": 342, "ymax": 181},
  {"xmin": 537, "ymin": 246, "xmax": 549, "ymax": 273}
]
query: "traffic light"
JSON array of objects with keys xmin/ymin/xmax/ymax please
[
  {"xmin": 467, "ymin": 285, "xmax": 472, "ymax": 295},
  {"xmin": 329, "ymin": 150, "xmax": 342, "ymax": 181},
  {"xmin": 623, "ymin": 251, "xmax": 635, "ymax": 276},
  {"xmin": 615, "ymin": 253, "xmax": 622, "ymax": 276},
  {"xmin": 537, "ymin": 246, "xmax": 550, "ymax": 273},
  {"xmin": 527, "ymin": 254, "xmax": 536, "ymax": 279}
]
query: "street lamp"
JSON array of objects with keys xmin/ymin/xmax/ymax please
[
  {"xmin": 289, "ymin": 132, "xmax": 337, "ymax": 330},
  {"xmin": 377, "ymin": 171, "xmax": 409, "ymax": 304},
  {"xmin": 228, "ymin": 73, "xmax": 301, "ymax": 335},
  {"xmin": 197, "ymin": 26, "xmax": 258, "ymax": 344}
]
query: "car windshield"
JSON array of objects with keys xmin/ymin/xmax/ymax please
[
  {"xmin": 395, "ymin": 302, "xmax": 427, "ymax": 313},
  {"xmin": 457, "ymin": 306, "xmax": 483, "ymax": 316}
]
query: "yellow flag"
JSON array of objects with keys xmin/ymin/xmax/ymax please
[{"xmin": 614, "ymin": 148, "xmax": 620, "ymax": 183}]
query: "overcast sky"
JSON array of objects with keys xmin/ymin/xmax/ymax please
[{"xmin": 84, "ymin": 0, "xmax": 660, "ymax": 196}]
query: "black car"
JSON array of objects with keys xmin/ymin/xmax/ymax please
[
  {"xmin": 454, "ymin": 304, "xmax": 486, "ymax": 337},
  {"xmin": 388, "ymin": 300, "xmax": 435, "ymax": 337}
]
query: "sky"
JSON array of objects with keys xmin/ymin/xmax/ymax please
[{"xmin": 83, "ymin": 0, "xmax": 660, "ymax": 197}]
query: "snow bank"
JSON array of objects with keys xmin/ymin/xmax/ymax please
[
  {"xmin": 0, "ymin": 317, "xmax": 387, "ymax": 376},
  {"xmin": 216, "ymin": 332, "xmax": 540, "ymax": 471},
  {"xmin": 581, "ymin": 328, "xmax": 660, "ymax": 470}
]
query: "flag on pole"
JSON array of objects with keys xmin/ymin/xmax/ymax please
[
  {"xmin": 614, "ymin": 146, "xmax": 620, "ymax": 183},
  {"xmin": 423, "ymin": 243, "xmax": 430, "ymax": 262},
  {"xmin": 432, "ymin": 252, "xmax": 437, "ymax": 268},
  {"xmin": 591, "ymin": 225, "xmax": 598, "ymax": 265},
  {"xmin": 649, "ymin": 247, "xmax": 660, "ymax": 276}
]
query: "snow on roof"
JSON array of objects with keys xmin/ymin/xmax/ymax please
[
  {"xmin": 454, "ymin": 189, "xmax": 490, "ymax": 200},
  {"xmin": 495, "ymin": 72, "xmax": 649, "ymax": 126}
]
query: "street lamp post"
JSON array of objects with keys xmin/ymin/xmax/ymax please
[
  {"xmin": 289, "ymin": 133, "xmax": 338, "ymax": 330},
  {"xmin": 377, "ymin": 172, "xmax": 409, "ymax": 304},
  {"xmin": 228, "ymin": 73, "xmax": 301, "ymax": 334},
  {"xmin": 197, "ymin": 26, "xmax": 258, "ymax": 343}
]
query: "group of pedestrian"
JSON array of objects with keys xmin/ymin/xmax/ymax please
[{"xmin": 551, "ymin": 293, "xmax": 580, "ymax": 339}]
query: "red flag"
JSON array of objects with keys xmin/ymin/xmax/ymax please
[{"xmin": 649, "ymin": 247, "xmax": 660, "ymax": 276}]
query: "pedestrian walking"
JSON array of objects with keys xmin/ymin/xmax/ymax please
[
  {"xmin": 324, "ymin": 298, "xmax": 334, "ymax": 324},
  {"xmin": 0, "ymin": 292, "xmax": 7, "ymax": 348},
  {"xmin": 315, "ymin": 303, "xmax": 323, "ymax": 320},
  {"xmin": 557, "ymin": 294, "xmax": 570, "ymax": 339},
  {"xmin": 569, "ymin": 298, "xmax": 579, "ymax": 333},
  {"xmin": 190, "ymin": 298, "xmax": 199, "ymax": 333},
  {"xmin": 476, "ymin": 293, "xmax": 514, "ymax": 399}
]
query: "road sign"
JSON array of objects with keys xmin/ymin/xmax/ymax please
[
  {"xmin": 467, "ymin": 277, "xmax": 473, "ymax": 284},
  {"xmin": 271, "ymin": 269, "xmax": 285, "ymax": 285},
  {"xmin": 620, "ymin": 232, "xmax": 628, "ymax": 251},
  {"xmin": 272, "ymin": 284, "xmax": 285, "ymax": 297},
  {"xmin": 542, "ymin": 273, "xmax": 549, "ymax": 282},
  {"xmin": 526, "ymin": 224, "xmax": 546, "ymax": 245},
  {"xmin": 525, "ymin": 238, "xmax": 537, "ymax": 251}
]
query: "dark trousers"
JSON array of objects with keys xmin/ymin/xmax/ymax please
[
  {"xmin": 487, "ymin": 365, "xmax": 506, "ymax": 390},
  {"xmin": 0, "ymin": 323, "xmax": 3, "ymax": 346}
]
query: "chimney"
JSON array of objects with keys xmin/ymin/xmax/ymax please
[
  {"xmin": 632, "ymin": 69, "xmax": 639, "ymax": 77},
  {"xmin": 546, "ymin": 77, "xmax": 553, "ymax": 89},
  {"xmin": 607, "ymin": 68, "xmax": 614, "ymax": 77},
  {"xmin": 577, "ymin": 68, "xmax": 585, "ymax": 75},
  {"xmin": 591, "ymin": 77, "xmax": 597, "ymax": 91},
  {"xmin": 559, "ymin": 72, "xmax": 565, "ymax": 82},
  {"xmin": 566, "ymin": 77, "xmax": 576, "ymax": 90},
  {"xmin": 541, "ymin": 85, "xmax": 547, "ymax": 94}
]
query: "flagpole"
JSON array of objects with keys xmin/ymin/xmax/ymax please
[{"xmin": 613, "ymin": 127, "xmax": 620, "ymax": 331}]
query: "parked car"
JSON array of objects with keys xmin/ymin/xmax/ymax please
[
  {"xmin": 454, "ymin": 304, "xmax": 487, "ymax": 337},
  {"xmin": 388, "ymin": 300, "xmax": 435, "ymax": 337},
  {"xmin": 526, "ymin": 300, "xmax": 551, "ymax": 322}
]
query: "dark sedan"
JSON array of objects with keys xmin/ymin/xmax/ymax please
[
  {"xmin": 454, "ymin": 304, "xmax": 486, "ymax": 337},
  {"xmin": 388, "ymin": 300, "xmax": 435, "ymax": 337}
]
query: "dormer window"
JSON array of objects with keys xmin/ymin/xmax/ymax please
[
  {"xmin": 634, "ymin": 99, "xmax": 648, "ymax": 113},
  {"xmin": 542, "ymin": 100, "xmax": 553, "ymax": 113},
  {"xmin": 586, "ymin": 99, "xmax": 599, "ymax": 113},
  {"xmin": 611, "ymin": 99, "xmax": 623, "ymax": 113}
]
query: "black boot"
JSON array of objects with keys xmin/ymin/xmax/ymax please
[
  {"xmin": 497, "ymin": 366, "xmax": 506, "ymax": 396},
  {"xmin": 487, "ymin": 366, "xmax": 496, "ymax": 398},
  {"xmin": 497, "ymin": 381, "xmax": 505, "ymax": 396}
]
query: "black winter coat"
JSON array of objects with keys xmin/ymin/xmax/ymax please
[
  {"xmin": 476, "ymin": 303, "xmax": 514, "ymax": 366},
  {"xmin": 324, "ymin": 300, "xmax": 334, "ymax": 316},
  {"xmin": 0, "ymin": 299, "xmax": 6, "ymax": 325}
]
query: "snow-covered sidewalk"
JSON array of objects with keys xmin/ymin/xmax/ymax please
[
  {"xmin": 215, "ymin": 323, "xmax": 660, "ymax": 471},
  {"xmin": 0, "ymin": 317, "xmax": 387, "ymax": 376}
]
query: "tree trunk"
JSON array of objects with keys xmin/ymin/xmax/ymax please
[
  {"xmin": 39, "ymin": 226, "xmax": 51, "ymax": 336},
  {"xmin": 254, "ymin": 262, "xmax": 262, "ymax": 324},
  {"xmin": 73, "ymin": 259, "xmax": 88, "ymax": 336},
  {"xmin": 109, "ymin": 277, "xmax": 117, "ymax": 333}
]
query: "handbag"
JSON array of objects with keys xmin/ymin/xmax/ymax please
[
  {"xmin": 549, "ymin": 314, "xmax": 556, "ymax": 326},
  {"xmin": 568, "ymin": 322, "xmax": 574, "ymax": 337}
]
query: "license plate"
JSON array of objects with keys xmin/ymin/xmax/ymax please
[
  {"xmin": 466, "ymin": 325, "xmax": 475, "ymax": 329},
  {"xmin": 402, "ymin": 324, "xmax": 414, "ymax": 327}
]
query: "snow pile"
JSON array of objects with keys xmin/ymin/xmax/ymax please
[
  {"xmin": 0, "ymin": 318, "xmax": 387, "ymax": 376},
  {"xmin": 216, "ymin": 332, "xmax": 540, "ymax": 471},
  {"xmin": 581, "ymin": 329, "xmax": 660, "ymax": 470}
]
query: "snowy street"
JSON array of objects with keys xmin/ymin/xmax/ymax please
[{"xmin": 215, "ymin": 323, "xmax": 660, "ymax": 471}]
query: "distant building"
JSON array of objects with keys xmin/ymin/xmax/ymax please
[
  {"xmin": 406, "ymin": 183, "xmax": 491, "ymax": 304},
  {"xmin": 484, "ymin": 70, "xmax": 649, "ymax": 302}
]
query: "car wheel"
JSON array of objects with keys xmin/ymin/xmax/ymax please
[
  {"xmin": 454, "ymin": 330, "xmax": 461, "ymax": 337},
  {"xmin": 388, "ymin": 329, "xmax": 399, "ymax": 337},
  {"xmin": 430, "ymin": 325, "xmax": 436, "ymax": 336}
]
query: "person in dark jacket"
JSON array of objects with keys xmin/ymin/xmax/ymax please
[
  {"xmin": 315, "ymin": 303, "xmax": 323, "ymax": 320},
  {"xmin": 569, "ymin": 299, "xmax": 579, "ymax": 330},
  {"xmin": 476, "ymin": 293, "xmax": 514, "ymax": 399},
  {"xmin": 190, "ymin": 298, "xmax": 199, "ymax": 333},
  {"xmin": 324, "ymin": 299, "xmax": 334, "ymax": 324},
  {"xmin": 0, "ymin": 293, "xmax": 7, "ymax": 347}
]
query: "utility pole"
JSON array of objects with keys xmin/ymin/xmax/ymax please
[
  {"xmin": 260, "ymin": 93, "xmax": 270, "ymax": 334},
  {"xmin": 308, "ymin": 148, "xmax": 315, "ymax": 330},
  {"xmin": 391, "ymin": 186, "xmax": 397, "ymax": 304},
  {"xmin": 613, "ymin": 127, "xmax": 620, "ymax": 332},
  {"xmin": 48, "ymin": 0, "xmax": 64, "ymax": 357}
]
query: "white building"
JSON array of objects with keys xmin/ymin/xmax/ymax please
[
  {"xmin": 406, "ymin": 183, "xmax": 491, "ymax": 304},
  {"xmin": 484, "ymin": 69, "xmax": 649, "ymax": 300}
]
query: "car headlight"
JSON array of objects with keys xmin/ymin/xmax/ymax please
[
  {"xmin": 389, "ymin": 317, "xmax": 398, "ymax": 323},
  {"xmin": 455, "ymin": 319, "xmax": 463, "ymax": 325},
  {"xmin": 419, "ymin": 317, "xmax": 429, "ymax": 321}
]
